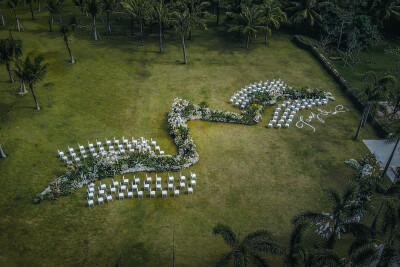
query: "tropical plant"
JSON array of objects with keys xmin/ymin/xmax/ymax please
[
  {"xmin": 73, "ymin": 0, "xmax": 86, "ymax": 16},
  {"xmin": 354, "ymin": 72, "xmax": 395, "ymax": 140},
  {"xmin": 86, "ymin": 0, "xmax": 100, "ymax": 40},
  {"xmin": 284, "ymin": 0, "xmax": 328, "ymax": 31},
  {"xmin": 0, "ymin": 32, "xmax": 22, "ymax": 83},
  {"xmin": 228, "ymin": 4, "xmax": 266, "ymax": 49},
  {"xmin": 153, "ymin": 0, "xmax": 172, "ymax": 53},
  {"xmin": 292, "ymin": 183, "xmax": 368, "ymax": 249},
  {"xmin": 7, "ymin": 0, "xmax": 22, "ymax": 31},
  {"xmin": 212, "ymin": 223, "xmax": 284, "ymax": 266},
  {"xmin": 381, "ymin": 123, "xmax": 400, "ymax": 179},
  {"xmin": 47, "ymin": 0, "xmax": 62, "ymax": 31},
  {"xmin": 259, "ymin": 0, "xmax": 286, "ymax": 44},
  {"xmin": 284, "ymin": 221, "xmax": 312, "ymax": 267},
  {"xmin": 13, "ymin": 56, "xmax": 49, "ymax": 110},
  {"xmin": 186, "ymin": 0, "xmax": 209, "ymax": 40},
  {"xmin": 171, "ymin": 1, "xmax": 190, "ymax": 64},
  {"xmin": 59, "ymin": 25, "xmax": 75, "ymax": 63},
  {"xmin": 366, "ymin": 0, "xmax": 400, "ymax": 27},
  {"xmin": 101, "ymin": 0, "xmax": 116, "ymax": 35},
  {"xmin": 121, "ymin": 0, "xmax": 153, "ymax": 45},
  {"xmin": 0, "ymin": 9, "xmax": 5, "ymax": 26},
  {"xmin": 27, "ymin": 0, "xmax": 35, "ymax": 20}
]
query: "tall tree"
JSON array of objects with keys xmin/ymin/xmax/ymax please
[
  {"xmin": 0, "ymin": 32, "xmax": 23, "ymax": 83},
  {"xmin": 186, "ymin": 0, "xmax": 209, "ymax": 41},
  {"xmin": 59, "ymin": 25, "xmax": 75, "ymax": 63},
  {"xmin": 101, "ymin": 0, "xmax": 116, "ymax": 35},
  {"xmin": 7, "ymin": 0, "xmax": 22, "ymax": 31},
  {"xmin": 171, "ymin": 1, "xmax": 190, "ymax": 64},
  {"xmin": 354, "ymin": 72, "xmax": 395, "ymax": 140},
  {"xmin": 121, "ymin": 0, "xmax": 153, "ymax": 45},
  {"xmin": 13, "ymin": 56, "xmax": 49, "ymax": 110},
  {"xmin": 153, "ymin": 0, "xmax": 172, "ymax": 53},
  {"xmin": 284, "ymin": 0, "xmax": 327, "ymax": 31},
  {"xmin": 212, "ymin": 223, "xmax": 284, "ymax": 266},
  {"xmin": 227, "ymin": 4, "xmax": 266, "ymax": 49},
  {"xmin": 381, "ymin": 123, "xmax": 400, "ymax": 179},
  {"xmin": 47, "ymin": 0, "xmax": 62, "ymax": 31},
  {"xmin": 27, "ymin": 0, "xmax": 35, "ymax": 20},
  {"xmin": 366, "ymin": 0, "xmax": 400, "ymax": 27},
  {"xmin": 284, "ymin": 221, "xmax": 312, "ymax": 267},
  {"xmin": 73, "ymin": 0, "xmax": 86, "ymax": 16},
  {"xmin": 259, "ymin": 0, "xmax": 286, "ymax": 44},
  {"xmin": 86, "ymin": 0, "xmax": 100, "ymax": 40},
  {"xmin": 0, "ymin": 9, "xmax": 5, "ymax": 26},
  {"xmin": 0, "ymin": 143, "xmax": 6, "ymax": 158}
]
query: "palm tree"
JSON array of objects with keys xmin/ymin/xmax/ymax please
[
  {"xmin": 101, "ymin": 0, "xmax": 116, "ymax": 35},
  {"xmin": 367, "ymin": 0, "xmax": 400, "ymax": 27},
  {"xmin": 259, "ymin": 0, "xmax": 286, "ymax": 44},
  {"xmin": 284, "ymin": 221, "xmax": 312, "ymax": 267},
  {"xmin": 212, "ymin": 223, "xmax": 284, "ymax": 266},
  {"xmin": 153, "ymin": 0, "xmax": 172, "ymax": 53},
  {"xmin": 13, "ymin": 56, "xmax": 49, "ymax": 110},
  {"xmin": 27, "ymin": 0, "xmax": 35, "ymax": 20},
  {"xmin": 213, "ymin": 0, "xmax": 224, "ymax": 25},
  {"xmin": 228, "ymin": 4, "xmax": 266, "ymax": 49},
  {"xmin": 284, "ymin": 0, "xmax": 327, "ymax": 32},
  {"xmin": 171, "ymin": 1, "xmax": 190, "ymax": 64},
  {"xmin": 37, "ymin": 0, "xmax": 42, "ymax": 12},
  {"xmin": 86, "ymin": 0, "xmax": 100, "ymax": 40},
  {"xmin": 0, "ymin": 143, "xmax": 6, "ymax": 158},
  {"xmin": 292, "ymin": 183, "xmax": 368, "ymax": 249},
  {"xmin": 7, "ymin": 0, "xmax": 22, "ymax": 31},
  {"xmin": 0, "ymin": 32, "xmax": 23, "ymax": 83},
  {"xmin": 354, "ymin": 72, "xmax": 395, "ymax": 140},
  {"xmin": 121, "ymin": 0, "xmax": 153, "ymax": 45},
  {"xmin": 73, "ymin": 0, "xmax": 86, "ymax": 16},
  {"xmin": 47, "ymin": 0, "xmax": 62, "ymax": 31},
  {"xmin": 186, "ymin": 0, "xmax": 209, "ymax": 41},
  {"xmin": 59, "ymin": 25, "xmax": 75, "ymax": 63},
  {"xmin": 0, "ymin": 9, "xmax": 5, "ymax": 26}
]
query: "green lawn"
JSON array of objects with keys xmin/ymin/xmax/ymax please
[{"xmin": 0, "ymin": 5, "xmax": 382, "ymax": 266}]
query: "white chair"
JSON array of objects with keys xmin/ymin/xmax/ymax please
[
  {"xmin": 180, "ymin": 173, "xmax": 186, "ymax": 182},
  {"xmin": 105, "ymin": 194, "xmax": 113, "ymax": 203},
  {"xmin": 156, "ymin": 184, "xmax": 162, "ymax": 191},
  {"xmin": 88, "ymin": 141, "xmax": 94, "ymax": 149},
  {"xmin": 155, "ymin": 146, "xmax": 160, "ymax": 152},
  {"xmin": 127, "ymin": 143, "xmax": 132, "ymax": 150},
  {"xmin": 57, "ymin": 150, "xmax": 64, "ymax": 158},
  {"xmin": 74, "ymin": 157, "xmax": 80, "ymax": 163},
  {"xmin": 98, "ymin": 187, "xmax": 105, "ymax": 196},
  {"xmin": 180, "ymin": 182, "xmax": 186, "ymax": 189},
  {"xmin": 89, "ymin": 147, "xmax": 95, "ymax": 153},
  {"xmin": 114, "ymin": 137, "xmax": 119, "ymax": 146},
  {"xmin": 146, "ymin": 174, "xmax": 152, "ymax": 184},
  {"xmin": 87, "ymin": 198, "xmax": 94, "ymax": 208},
  {"xmin": 168, "ymin": 183, "xmax": 174, "ymax": 191},
  {"xmin": 134, "ymin": 176, "xmax": 140, "ymax": 184},
  {"xmin": 123, "ymin": 176, "xmax": 129, "ymax": 185},
  {"xmin": 160, "ymin": 151, "xmax": 164, "ymax": 156},
  {"xmin": 151, "ymin": 138, "xmax": 156, "ymax": 146},
  {"xmin": 97, "ymin": 195, "xmax": 104, "ymax": 204},
  {"xmin": 112, "ymin": 179, "xmax": 119, "ymax": 188},
  {"xmin": 118, "ymin": 190, "xmax": 124, "ymax": 200},
  {"xmin": 149, "ymin": 188, "xmax": 156, "ymax": 198},
  {"xmin": 162, "ymin": 190, "xmax": 167, "ymax": 198},
  {"xmin": 131, "ymin": 182, "xmax": 138, "ymax": 192},
  {"xmin": 71, "ymin": 152, "xmax": 77, "ymax": 159},
  {"xmin": 92, "ymin": 152, "xmax": 98, "ymax": 158},
  {"xmin": 109, "ymin": 146, "xmax": 114, "ymax": 152},
  {"xmin": 87, "ymin": 190, "xmax": 94, "ymax": 199},
  {"xmin": 144, "ymin": 182, "xmax": 150, "ymax": 191},
  {"xmin": 137, "ymin": 190, "xmax": 143, "ymax": 198},
  {"xmin": 96, "ymin": 139, "xmax": 102, "ymax": 147},
  {"xmin": 156, "ymin": 174, "xmax": 162, "ymax": 184},
  {"xmin": 62, "ymin": 155, "xmax": 68, "ymax": 162},
  {"xmin": 100, "ymin": 181, "xmax": 107, "ymax": 190},
  {"xmin": 105, "ymin": 138, "xmax": 111, "ymax": 146},
  {"xmin": 120, "ymin": 182, "xmax": 127, "ymax": 192},
  {"xmin": 127, "ymin": 189, "xmax": 133, "ymax": 198},
  {"xmin": 122, "ymin": 136, "xmax": 129, "ymax": 145},
  {"xmin": 118, "ymin": 144, "xmax": 123, "ymax": 150},
  {"xmin": 131, "ymin": 137, "xmax": 138, "ymax": 146},
  {"xmin": 78, "ymin": 143, "xmax": 84, "ymax": 151},
  {"xmin": 168, "ymin": 174, "xmax": 174, "ymax": 183},
  {"xmin": 109, "ymin": 184, "xmax": 116, "ymax": 194},
  {"xmin": 190, "ymin": 172, "xmax": 196, "ymax": 179},
  {"xmin": 187, "ymin": 186, "xmax": 193, "ymax": 194},
  {"xmin": 190, "ymin": 180, "xmax": 196, "ymax": 187},
  {"xmin": 68, "ymin": 146, "xmax": 74, "ymax": 154},
  {"xmin": 174, "ymin": 189, "xmax": 180, "ymax": 197}
]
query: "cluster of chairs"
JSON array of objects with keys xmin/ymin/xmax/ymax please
[
  {"xmin": 267, "ymin": 97, "xmax": 329, "ymax": 128},
  {"xmin": 57, "ymin": 136, "xmax": 164, "ymax": 165},
  {"xmin": 229, "ymin": 79, "xmax": 289, "ymax": 109},
  {"xmin": 87, "ymin": 171, "xmax": 197, "ymax": 207}
]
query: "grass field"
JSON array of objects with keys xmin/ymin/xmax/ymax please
[{"xmin": 0, "ymin": 5, "xmax": 382, "ymax": 266}]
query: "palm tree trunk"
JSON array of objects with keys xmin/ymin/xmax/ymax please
[
  {"xmin": 29, "ymin": 83, "xmax": 40, "ymax": 110},
  {"xmin": 59, "ymin": 14, "xmax": 62, "ymax": 23},
  {"xmin": 13, "ymin": 9, "xmax": 21, "ymax": 32},
  {"xmin": 216, "ymin": 2, "xmax": 220, "ymax": 25},
  {"xmin": 371, "ymin": 202, "xmax": 384, "ymax": 239},
  {"xmin": 354, "ymin": 107, "xmax": 366, "ymax": 140},
  {"xmin": 29, "ymin": 2, "xmax": 34, "ymax": 20},
  {"xmin": 130, "ymin": 15, "xmax": 134, "ymax": 36},
  {"xmin": 159, "ymin": 20, "xmax": 162, "ymax": 53},
  {"xmin": 0, "ymin": 10, "xmax": 5, "ymax": 26},
  {"xmin": 337, "ymin": 21, "xmax": 344, "ymax": 51},
  {"xmin": 381, "ymin": 138, "xmax": 399, "ymax": 178},
  {"xmin": 101, "ymin": 15, "xmax": 104, "ymax": 23},
  {"xmin": 51, "ymin": 16, "xmax": 53, "ymax": 24},
  {"xmin": 48, "ymin": 19, "xmax": 52, "ymax": 32},
  {"xmin": 64, "ymin": 37, "xmax": 75, "ymax": 63},
  {"xmin": 362, "ymin": 104, "xmax": 371, "ymax": 127},
  {"xmin": 38, "ymin": 0, "xmax": 41, "ymax": 12},
  {"xmin": 107, "ymin": 11, "xmax": 111, "ymax": 36},
  {"xmin": 180, "ymin": 28, "xmax": 187, "ymax": 64},
  {"xmin": 6, "ymin": 63, "xmax": 14, "ymax": 83},
  {"xmin": 0, "ymin": 144, "xmax": 6, "ymax": 158},
  {"xmin": 93, "ymin": 16, "xmax": 98, "ymax": 40},
  {"xmin": 140, "ymin": 19, "xmax": 144, "ymax": 45},
  {"xmin": 188, "ymin": 30, "xmax": 192, "ymax": 40},
  {"xmin": 246, "ymin": 32, "xmax": 250, "ymax": 49},
  {"xmin": 264, "ymin": 32, "xmax": 268, "ymax": 44},
  {"xmin": 21, "ymin": 80, "xmax": 27, "ymax": 94}
]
